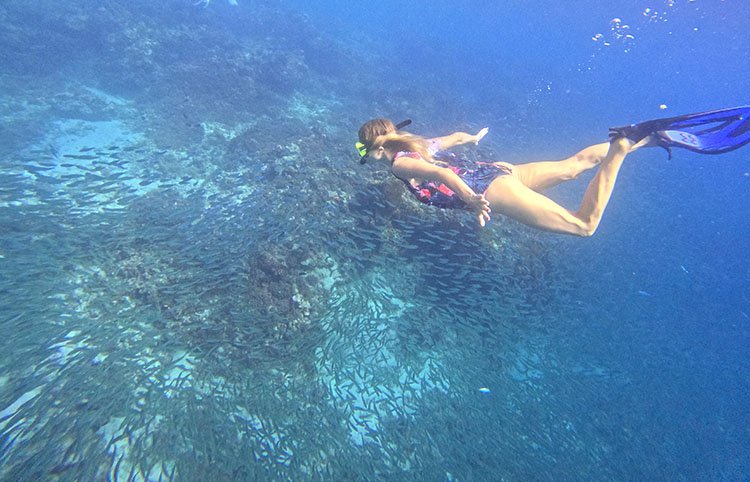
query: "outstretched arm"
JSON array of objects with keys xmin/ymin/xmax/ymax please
[
  {"xmin": 428, "ymin": 127, "xmax": 489, "ymax": 150},
  {"xmin": 392, "ymin": 155, "xmax": 491, "ymax": 227}
]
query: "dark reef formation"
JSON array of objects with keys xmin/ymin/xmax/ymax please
[
  {"xmin": 0, "ymin": 0, "xmax": 563, "ymax": 381},
  {"xmin": 0, "ymin": 1, "xmax": 574, "ymax": 479}
]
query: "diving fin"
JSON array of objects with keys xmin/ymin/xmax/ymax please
[{"xmin": 609, "ymin": 106, "xmax": 750, "ymax": 158}]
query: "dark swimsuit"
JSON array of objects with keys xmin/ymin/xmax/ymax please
[{"xmin": 392, "ymin": 150, "xmax": 512, "ymax": 210}]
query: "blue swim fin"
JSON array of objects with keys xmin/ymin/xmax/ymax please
[{"xmin": 609, "ymin": 106, "xmax": 750, "ymax": 159}]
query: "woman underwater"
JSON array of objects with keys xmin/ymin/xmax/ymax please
[{"xmin": 356, "ymin": 107, "xmax": 750, "ymax": 236}]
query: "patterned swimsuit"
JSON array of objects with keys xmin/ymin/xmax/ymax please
[{"xmin": 392, "ymin": 149, "xmax": 512, "ymax": 210}]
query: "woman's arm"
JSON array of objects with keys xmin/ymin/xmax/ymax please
[
  {"xmin": 392, "ymin": 155, "xmax": 492, "ymax": 226},
  {"xmin": 428, "ymin": 127, "xmax": 489, "ymax": 150}
]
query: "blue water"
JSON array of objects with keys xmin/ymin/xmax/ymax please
[{"xmin": 1, "ymin": 0, "xmax": 749, "ymax": 480}]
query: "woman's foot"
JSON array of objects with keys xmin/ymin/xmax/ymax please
[
  {"xmin": 610, "ymin": 136, "xmax": 635, "ymax": 155},
  {"xmin": 608, "ymin": 119, "xmax": 659, "ymax": 144},
  {"xmin": 630, "ymin": 134, "xmax": 660, "ymax": 152}
]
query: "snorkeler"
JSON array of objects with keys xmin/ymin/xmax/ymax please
[{"xmin": 356, "ymin": 106, "xmax": 750, "ymax": 236}]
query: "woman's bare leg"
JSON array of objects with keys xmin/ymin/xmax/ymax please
[
  {"xmin": 512, "ymin": 142, "xmax": 611, "ymax": 192},
  {"xmin": 574, "ymin": 138, "xmax": 634, "ymax": 229},
  {"xmin": 483, "ymin": 138, "xmax": 635, "ymax": 236}
]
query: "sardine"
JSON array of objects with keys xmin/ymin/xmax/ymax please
[{"xmin": 63, "ymin": 155, "xmax": 98, "ymax": 160}]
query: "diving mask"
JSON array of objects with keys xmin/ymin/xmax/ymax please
[{"xmin": 355, "ymin": 119, "xmax": 412, "ymax": 164}]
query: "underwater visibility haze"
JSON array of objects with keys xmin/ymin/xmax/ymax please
[{"xmin": 0, "ymin": 0, "xmax": 749, "ymax": 479}]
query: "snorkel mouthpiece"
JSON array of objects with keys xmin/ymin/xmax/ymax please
[{"xmin": 355, "ymin": 141, "xmax": 368, "ymax": 164}]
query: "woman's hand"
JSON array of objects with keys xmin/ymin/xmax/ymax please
[
  {"xmin": 474, "ymin": 127, "xmax": 489, "ymax": 144},
  {"xmin": 492, "ymin": 161, "xmax": 514, "ymax": 171},
  {"xmin": 467, "ymin": 193, "xmax": 491, "ymax": 227}
]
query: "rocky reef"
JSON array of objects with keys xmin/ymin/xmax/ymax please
[{"xmin": 0, "ymin": 1, "xmax": 574, "ymax": 480}]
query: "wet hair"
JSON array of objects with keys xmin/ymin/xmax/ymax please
[
  {"xmin": 358, "ymin": 119, "xmax": 434, "ymax": 163},
  {"xmin": 358, "ymin": 119, "xmax": 397, "ymax": 151},
  {"xmin": 372, "ymin": 133, "xmax": 434, "ymax": 164}
]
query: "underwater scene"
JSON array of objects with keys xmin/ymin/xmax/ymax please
[{"xmin": 1, "ymin": 0, "xmax": 749, "ymax": 480}]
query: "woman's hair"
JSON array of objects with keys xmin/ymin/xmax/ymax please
[
  {"xmin": 377, "ymin": 134, "xmax": 433, "ymax": 162},
  {"xmin": 358, "ymin": 118, "xmax": 434, "ymax": 162},
  {"xmin": 358, "ymin": 118, "xmax": 396, "ymax": 150}
]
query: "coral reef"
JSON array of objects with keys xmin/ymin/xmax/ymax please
[{"xmin": 0, "ymin": 1, "xmax": 575, "ymax": 480}]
